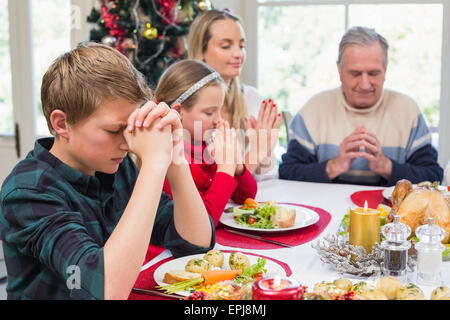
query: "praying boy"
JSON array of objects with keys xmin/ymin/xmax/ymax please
[{"xmin": 0, "ymin": 42, "xmax": 215, "ymax": 300}]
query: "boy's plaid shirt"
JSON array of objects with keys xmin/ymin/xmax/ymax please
[{"xmin": 0, "ymin": 138, "xmax": 214, "ymax": 300}]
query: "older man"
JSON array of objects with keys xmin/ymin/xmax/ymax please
[{"xmin": 279, "ymin": 26, "xmax": 443, "ymax": 186}]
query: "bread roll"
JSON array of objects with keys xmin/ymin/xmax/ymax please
[
  {"xmin": 163, "ymin": 270, "xmax": 201, "ymax": 284},
  {"xmin": 273, "ymin": 206, "xmax": 296, "ymax": 228}
]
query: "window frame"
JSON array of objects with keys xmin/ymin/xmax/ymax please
[
  {"xmin": 243, "ymin": 0, "xmax": 450, "ymax": 168},
  {"xmin": 0, "ymin": 0, "xmax": 92, "ymax": 155}
]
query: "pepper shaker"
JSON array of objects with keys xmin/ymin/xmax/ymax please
[
  {"xmin": 380, "ymin": 215, "xmax": 411, "ymax": 281},
  {"xmin": 415, "ymin": 217, "xmax": 445, "ymax": 286}
]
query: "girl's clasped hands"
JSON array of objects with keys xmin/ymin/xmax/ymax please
[{"xmin": 209, "ymin": 118, "xmax": 245, "ymax": 177}]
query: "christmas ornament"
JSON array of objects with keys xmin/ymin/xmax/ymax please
[
  {"xmin": 87, "ymin": 0, "xmax": 214, "ymax": 87},
  {"xmin": 312, "ymin": 233, "xmax": 416, "ymax": 277},
  {"xmin": 197, "ymin": 0, "xmax": 211, "ymax": 11},
  {"xmin": 120, "ymin": 38, "xmax": 135, "ymax": 51},
  {"xmin": 143, "ymin": 23, "xmax": 158, "ymax": 40},
  {"xmin": 157, "ymin": 0, "xmax": 177, "ymax": 25},
  {"xmin": 101, "ymin": 35, "xmax": 117, "ymax": 46}
]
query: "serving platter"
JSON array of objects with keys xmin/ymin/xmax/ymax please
[{"xmin": 219, "ymin": 203, "xmax": 320, "ymax": 233}]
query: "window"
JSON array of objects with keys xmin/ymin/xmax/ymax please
[
  {"xmin": 0, "ymin": 0, "xmax": 84, "ymax": 182},
  {"xmin": 258, "ymin": 4, "xmax": 345, "ymax": 147},
  {"xmin": 32, "ymin": 0, "xmax": 72, "ymax": 136},
  {"xmin": 0, "ymin": 0, "xmax": 13, "ymax": 135},
  {"xmin": 349, "ymin": 4, "xmax": 442, "ymax": 131},
  {"xmin": 249, "ymin": 0, "xmax": 447, "ymax": 153}
]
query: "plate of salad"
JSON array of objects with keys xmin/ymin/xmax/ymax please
[{"xmin": 219, "ymin": 198, "xmax": 320, "ymax": 233}]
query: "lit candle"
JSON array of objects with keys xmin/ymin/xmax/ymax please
[
  {"xmin": 252, "ymin": 276, "xmax": 305, "ymax": 300},
  {"xmin": 349, "ymin": 200, "xmax": 380, "ymax": 254}
]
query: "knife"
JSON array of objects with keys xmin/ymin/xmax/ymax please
[
  {"xmin": 223, "ymin": 228, "xmax": 293, "ymax": 248},
  {"xmin": 132, "ymin": 288, "xmax": 185, "ymax": 300}
]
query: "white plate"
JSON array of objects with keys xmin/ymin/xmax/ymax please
[
  {"xmin": 382, "ymin": 185, "xmax": 448, "ymax": 201},
  {"xmin": 154, "ymin": 251, "xmax": 288, "ymax": 296},
  {"xmin": 219, "ymin": 203, "xmax": 320, "ymax": 233}
]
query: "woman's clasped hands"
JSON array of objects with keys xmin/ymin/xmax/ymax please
[{"xmin": 246, "ymin": 99, "xmax": 282, "ymax": 173}]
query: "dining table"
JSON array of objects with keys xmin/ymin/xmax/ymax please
[{"xmin": 129, "ymin": 179, "xmax": 450, "ymax": 300}]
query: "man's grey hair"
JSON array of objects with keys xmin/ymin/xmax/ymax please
[{"xmin": 337, "ymin": 26, "xmax": 389, "ymax": 70}]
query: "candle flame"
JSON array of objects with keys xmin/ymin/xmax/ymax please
[
  {"xmin": 364, "ymin": 200, "xmax": 368, "ymax": 211},
  {"xmin": 273, "ymin": 276, "xmax": 281, "ymax": 289}
]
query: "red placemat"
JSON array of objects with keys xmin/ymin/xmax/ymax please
[
  {"xmin": 144, "ymin": 244, "xmax": 166, "ymax": 264},
  {"xmin": 350, "ymin": 189, "xmax": 391, "ymax": 209},
  {"xmin": 128, "ymin": 256, "xmax": 173, "ymax": 300},
  {"xmin": 128, "ymin": 250, "xmax": 292, "ymax": 300},
  {"xmin": 215, "ymin": 203, "xmax": 331, "ymax": 249}
]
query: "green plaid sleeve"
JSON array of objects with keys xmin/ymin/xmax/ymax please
[
  {"xmin": 150, "ymin": 192, "xmax": 216, "ymax": 258},
  {"xmin": 1, "ymin": 188, "xmax": 105, "ymax": 300}
]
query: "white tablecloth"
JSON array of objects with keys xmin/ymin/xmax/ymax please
[{"xmin": 143, "ymin": 179, "xmax": 450, "ymax": 299}]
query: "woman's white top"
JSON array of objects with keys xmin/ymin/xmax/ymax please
[{"xmin": 243, "ymin": 84, "xmax": 263, "ymax": 119}]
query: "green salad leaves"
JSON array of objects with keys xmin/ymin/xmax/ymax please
[
  {"xmin": 233, "ymin": 203, "xmax": 276, "ymax": 229},
  {"xmin": 235, "ymin": 258, "xmax": 267, "ymax": 284}
]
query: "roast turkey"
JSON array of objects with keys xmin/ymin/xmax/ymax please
[{"xmin": 389, "ymin": 179, "xmax": 450, "ymax": 243}]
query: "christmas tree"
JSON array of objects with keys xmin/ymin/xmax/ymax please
[{"xmin": 87, "ymin": 0, "xmax": 213, "ymax": 87}]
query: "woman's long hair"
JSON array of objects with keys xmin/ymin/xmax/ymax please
[{"xmin": 187, "ymin": 9, "xmax": 248, "ymax": 131}]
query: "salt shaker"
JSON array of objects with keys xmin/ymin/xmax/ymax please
[
  {"xmin": 380, "ymin": 215, "xmax": 411, "ymax": 281},
  {"xmin": 415, "ymin": 217, "xmax": 445, "ymax": 286}
]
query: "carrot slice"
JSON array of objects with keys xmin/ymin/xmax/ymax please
[
  {"xmin": 244, "ymin": 198, "xmax": 259, "ymax": 209},
  {"xmin": 201, "ymin": 269, "xmax": 242, "ymax": 286}
]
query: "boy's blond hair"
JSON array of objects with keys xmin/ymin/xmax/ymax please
[{"xmin": 41, "ymin": 42, "xmax": 152, "ymax": 135}]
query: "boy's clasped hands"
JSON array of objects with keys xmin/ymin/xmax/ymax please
[{"xmin": 124, "ymin": 100, "xmax": 186, "ymax": 169}]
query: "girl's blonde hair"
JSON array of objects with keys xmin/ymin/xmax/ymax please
[
  {"xmin": 187, "ymin": 9, "xmax": 248, "ymax": 130},
  {"xmin": 155, "ymin": 59, "xmax": 225, "ymax": 109}
]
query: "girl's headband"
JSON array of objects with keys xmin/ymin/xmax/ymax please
[{"xmin": 172, "ymin": 71, "xmax": 221, "ymax": 106}]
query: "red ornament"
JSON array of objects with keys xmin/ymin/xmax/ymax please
[
  {"xmin": 157, "ymin": 0, "xmax": 177, "ymax": 25},
  {"xmin": 100, "ymin": 4, "xmax": 126, "ymax": 43}
]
